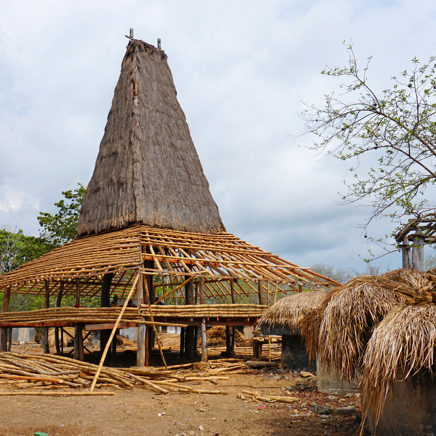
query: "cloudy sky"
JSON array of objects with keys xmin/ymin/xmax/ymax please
[{"xmin": 1, "ymin": 0, "xmax": 435, "ymax": 273}]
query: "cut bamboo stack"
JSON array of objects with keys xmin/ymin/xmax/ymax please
[{"xmin": 0, "ymin": 352, "xmax": 236, "ymax": 395}]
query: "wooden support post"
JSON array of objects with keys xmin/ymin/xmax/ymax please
[
  {"xmin": 145, "ymin": 327, "xmax": 149, "ymax": 367},
  {"xmin": 273, "ymin": 282, "xmax": 278, "ymax": 305},
  {"xmin": 225, "ymin": 326, "xmax": 231, "ymax": 353},
  {"xmin": 230, "ymin": 279, "xmax": 236, "ymax": 304},
  {"xmin": 258, "ymin": 280, "xmax": 264, "ymax": 305},
  {"xmin": 230, "ymin": 326, "xmax": 236, "ymax": 354},
  {"xmin": 199, "ymin": 277, "xmax": 205, "ymax": 305},
  {"xmin": 6, "ymin": 328, "xmax": 11, "ymax": 352},
  {"xmin": 100, "ymin": 273, "xmax": 113, "ymax": 357},
  {"xmin": 185, "ymin": 274, "xmax": 195, "ymax": 360},
  {"xmin": 180, "ymin": 327, "xmax": 185, "ymax": 356},
  {"xmin": 402, "ymin": 237, "xmax": 411, "ymax": 269},
  {"xmin": 145, "ymin": 268, "xmax": 155, "ymax": 352},
  {"xmin": 43, "ymin": 281, "xmax": 50, "ymax": 354},
  {"xmin": 194, "ymin": 327, "xmax": 198, "ymax": 351},
  {"xmin": 0, "ymin": 286, "xmax": 11, "ymax": 352},
  {"xmin": 412, "ymin": 234, "xmax": 425, "ymax": 271},
  {"xmin": 112, "ymin": 329, "xmax": 117, "ymax": 356},
  {"xmin": 74, "ymin": 323, "xmax": 84, "ymax": 361},
  {"xmin": 55, "ymin": 282, "xmax": 64, "ymax": 354},
  {"xmin": 201, "ymin": 317, "xmax": 207, "ymax": 362},
  {"xmin": 137, "ymin": 276, "xmax": 146, "ymax": 367}
]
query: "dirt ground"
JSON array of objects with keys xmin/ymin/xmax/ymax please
[{"xmin": 0, "ymin": 337, "xmax": 362, "ymax": 436}]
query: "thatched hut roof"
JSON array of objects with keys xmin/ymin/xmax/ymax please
[
  {"xmin": 258, "ymin": 290, "xmax": 326, "ymax": 331},
  {"xmin": 361, "ymin": 304, "xmax": 436, "ymax": 427},
  {"xmin": 305, "ymin": 275, "xmax": 412, "ymax": 381},
  {"xmin": 78, "ymin": 39, "xmax": 225, "ymax": 236}
]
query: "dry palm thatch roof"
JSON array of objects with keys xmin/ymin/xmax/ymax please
[
  {"xmin": 361, "ymin": 304, "xmax": 436, "ymax": 427},
  {"xmin": 0, "ymin": 225, "xmax": 340, "ymax": 298},
  {"xmin": 258, "ymin": 290, "xmax": 326, "ymax": 331},
  {"xmin": 304, "ymin": 275, "xmax": 411, "ymax": 381},
  {"xmin": 78, "ymin": 39, "xmax": 224, "ymax": 236}
]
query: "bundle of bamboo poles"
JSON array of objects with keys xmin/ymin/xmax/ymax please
[
  {"xmin": 0, "ymin": 352, "xmax": 231, "ymax": 395},
  {"xmin": 140, "ymin": 304, "xmax": 267, "ymax": 318},
  {"xmin": 0, "ymin": 307, "xmax": 143, "ymax": 325}
]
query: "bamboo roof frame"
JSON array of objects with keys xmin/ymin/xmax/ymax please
[{"xmin": 0, "ymin": 225, "xmax": 339, "ymax": 299}]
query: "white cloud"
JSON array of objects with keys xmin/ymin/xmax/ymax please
[
  {"xmin": 1, "ymin": 0, "xmax": 436, "ymax": 270},
  {"xmin": 0, "ymin": 187, "xmax": 39, "ymax": 213}
]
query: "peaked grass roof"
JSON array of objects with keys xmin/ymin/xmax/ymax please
[
  {"xmin": 258, "ymin": 290, "xmax": 326, "ymax": 331},
  {"xmin": 78, "ymin": 39, "xmax": 225, "ymax": 236}
]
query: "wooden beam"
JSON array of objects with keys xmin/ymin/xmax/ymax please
[
  {"xmin": 258, "ymin": 280, "xmax": 264, "ymax": 305},
  {"xmin": 100, "ymin": 273, "xmax": 113, "ymax": 358},
  {"xmin": 201, "ymin": 317, "xmax": 207, "ymax": 362},
  {"xmin": 55, "ymin": 282, "xmax": 64, "ymax": 354},
  {"xmin": 74, "ymin": 323, "xmax": 84, "ymax": 361},
  {"xmin": 0, "ymin": 286, "xmax": 10, "ymax": 351},
  {"xmin": 43, "ymin": 281, "xmax": 50, "ymax": 354}
]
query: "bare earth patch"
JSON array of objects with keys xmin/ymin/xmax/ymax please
[{"xmin": 0, "ymin": 371, "xmax": 360, "ymax": 436}]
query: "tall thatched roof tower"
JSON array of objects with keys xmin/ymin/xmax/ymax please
[{"xmin": 78, "ymin": 39, "xmax": 225, "ymax": 236}]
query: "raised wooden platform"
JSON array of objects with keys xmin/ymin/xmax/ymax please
[{"xmin": 0, "ymin": 304, "xmax": 267, "ymax": 328}]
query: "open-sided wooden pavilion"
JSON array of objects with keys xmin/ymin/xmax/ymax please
[{"xmin": 0, "ymin": 38, "xmax": 338, "ymax": 366}]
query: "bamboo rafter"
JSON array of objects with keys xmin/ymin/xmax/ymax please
[{"xmin": 0, "ymin": 225, "xmax": 340, "ymax": 297}]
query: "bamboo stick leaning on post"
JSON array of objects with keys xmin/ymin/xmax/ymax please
[
  {"xmin": 143, "ymin": 274, "xmax": 168, "ymax": 369},
  {"xmin": 90, "ymin": 273, "xmax": 140, "ymax": 393}
]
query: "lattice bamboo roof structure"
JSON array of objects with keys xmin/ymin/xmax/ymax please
[{"xmin": 0, "ymin": 225, "xmax": 339, "ymax": 299}]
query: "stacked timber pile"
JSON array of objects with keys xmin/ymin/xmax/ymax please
[
  {"xmin": 139, "ymin": 304, "xmax": 267, "ymax": 318},
  {"xmin": 0, "ymin": 353, "xmax": 241, "ymax": 395},
  {"xmin": 0, "ymin": 307, "xmax": 143, "ymax": 325},
  {"xmin": 0, "ymin": 352, "xmax": 135, "ymax": 390}
]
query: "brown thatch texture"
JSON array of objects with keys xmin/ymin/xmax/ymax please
[
  {"xmin": 361, "ymin": 304, "xmax": 436, "ymax": 426},
  {"xmin": 316, "ymin": 276, "xmax": 408, "ymax": 381},
  {"xmin": 300, "ymin": 290, "xmax": 335, "ymax": 359},
  {"xmin": 258, "ymin": 290, "xmax": 327, "ymax": 331},
  {"xmin": 78, "ymin": 39, "xmax": 225, "ymax": 236},
  {"xmin": 382, "ymin": 268, "xmax": 433, "ymax": 290}
]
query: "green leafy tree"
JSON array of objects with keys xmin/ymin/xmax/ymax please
[
  {"xmin": 37, "ymin": 183, "xmax": 86, "ymax": 246},
  {"xmin": 301, "ymin": 45, "xmax": 436, "ymax": 241},
  {"xmin": 0, "ymin": 228, "xmax": 52, "ymax": 274}
]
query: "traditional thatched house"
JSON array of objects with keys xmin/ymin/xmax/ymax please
[
  {"xmin": 258, "ymin": 291, "xmax": 326, "ymax": 370},
  {"xmin": 0, "ymin": 39, "xmax": 339, "ymax": 367}
]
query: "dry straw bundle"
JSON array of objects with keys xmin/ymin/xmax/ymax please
[
  {"xmin": 258, "ymin": 290, "xmax": 327, "ymax": 331},
  {"xmin": 314, "ymin": 276, "xmax": 410, "ymax": 381},
  {"xmin": 361, "ymin": 304, "xmax": 436, "ymax": 427}
]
